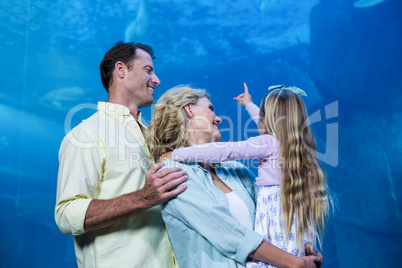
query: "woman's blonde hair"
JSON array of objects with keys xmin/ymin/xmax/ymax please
[
  {"xmin": 260, "ymin": 89, "xmax": 332, "ymax": 250},
  {"xmin": 146, "ymin": 85, "xmax": 210, "ymax": 162}
]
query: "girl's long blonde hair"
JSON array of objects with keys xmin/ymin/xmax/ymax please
[
  {"xmin": 146, "ymin": 85, "xmax": 210, "ymax": 162},
  {"xmin": 260, "ymin": 89, "xmax": 332, "ymax": 250}
]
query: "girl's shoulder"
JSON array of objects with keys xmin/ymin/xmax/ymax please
[
  {"xmin": 248, "ymin": 134, "xmax": 280, "ymax": 150},
  {"xmin": 259, "ymin": 134, "xmax": 279, "ymax": 143}
]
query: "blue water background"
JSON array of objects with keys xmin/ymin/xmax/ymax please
[{"xmin": 0, "ymin": 0, "xmax": 401, "ymax": 267}]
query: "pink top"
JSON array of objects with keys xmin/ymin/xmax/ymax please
[{"xmin": 173, "ymin": 102, "xmax": 281, "ymax": 186}]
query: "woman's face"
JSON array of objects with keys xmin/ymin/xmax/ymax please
[{"xmin": 187, "ymin": 97, "xmax": 222, "ymax": 144}]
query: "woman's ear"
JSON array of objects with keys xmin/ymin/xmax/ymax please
[{"xmin": 183, "ymin": 104, "xmax": 193, "ymax": 118}]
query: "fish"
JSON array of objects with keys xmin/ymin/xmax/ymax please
[
  {"xmin": 353, "ymin": 0, "xmax": 386, "ymax": 8},
  {"xmin": 259, "ymin": 0, "xmax": 279, "ymax": 12},
  {"xmin": 124, "ymin": 0, "xmax": 149, "ymax": 42},
  {"xmin": 39, "ymin": 86, "xmax": 86, "ymax": 108}
]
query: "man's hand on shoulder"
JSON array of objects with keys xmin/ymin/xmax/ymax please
[{"xmin": 140, "ymin": 162, "xmax": 188, "ymax": 207}]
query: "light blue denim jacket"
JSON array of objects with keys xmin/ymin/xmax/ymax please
[{"xmin": 161, "ymin": 160, "xmax": 264, "ymax": 268}]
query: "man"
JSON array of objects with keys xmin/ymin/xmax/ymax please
[{"xmin": 55, "ymin": 41, "xmax": 188, "ymax": 268}]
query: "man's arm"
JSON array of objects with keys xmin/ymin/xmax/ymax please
[
  {"xmin": 55, "ymin": 127, "xmax": 188, "ymax": 235},
  {"xmin": 84, "ymin": 163, "xmax": 187, "ymax": 231}
]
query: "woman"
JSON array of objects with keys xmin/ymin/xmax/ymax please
[{"xmin": 146, "ymin": 85, "xmax": 322, "ymax": 268}]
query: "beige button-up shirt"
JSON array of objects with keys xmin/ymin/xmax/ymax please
[{"xmin": 55, "ymin": 102, "xmax": 172, "ymax": 268}]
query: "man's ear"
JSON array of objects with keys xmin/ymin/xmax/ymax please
[
  {"xmin": 183, "ymin": 104, "xmax": 193, "ymax": 118},
  {"xmin": 114, "ymin": 61, "xmax": 126, "ymax": 79}
]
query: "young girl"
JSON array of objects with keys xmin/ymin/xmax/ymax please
[{"xmin": 171, "ymin": 83, "xmax": 331, "ymax": 267}]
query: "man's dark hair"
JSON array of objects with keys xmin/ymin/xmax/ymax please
[{"xmin": 100, "ymin": 41, "xmax": 155, "ymax": 92}]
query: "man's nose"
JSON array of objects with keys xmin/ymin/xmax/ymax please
[{"xmin": 152, "ymin": 74, "xmax": 161, "ymax": 86}]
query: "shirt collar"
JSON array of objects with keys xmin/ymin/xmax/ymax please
[
  {"xmin": 97, "ymin": 101, "xmax": 145, "ymax": 126},
  {"xmin": 97, "ymin": 102, "xmax": 131, "ymax": 117}
]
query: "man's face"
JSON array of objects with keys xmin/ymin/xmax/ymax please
[{"xmin": 125, "ymin": 49, "xmax": 161, "ymax": 108}]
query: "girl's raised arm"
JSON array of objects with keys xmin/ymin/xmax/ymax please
[
  {"xmin": 235, "ymin": 83, "xmax": 260, "ymax": 125},
  {"xmin": 172, "ymin": 135, "xmax": 279, "ymax": 163}
]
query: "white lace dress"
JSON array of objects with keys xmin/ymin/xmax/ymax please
[{"xmin": 246, "ymin": 185, "xmax": 316, "ymax": 268}]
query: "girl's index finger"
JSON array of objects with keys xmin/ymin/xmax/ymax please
[{"xmin": 243, "ymin": 82, "xmax": 249, "ymax": 93}]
